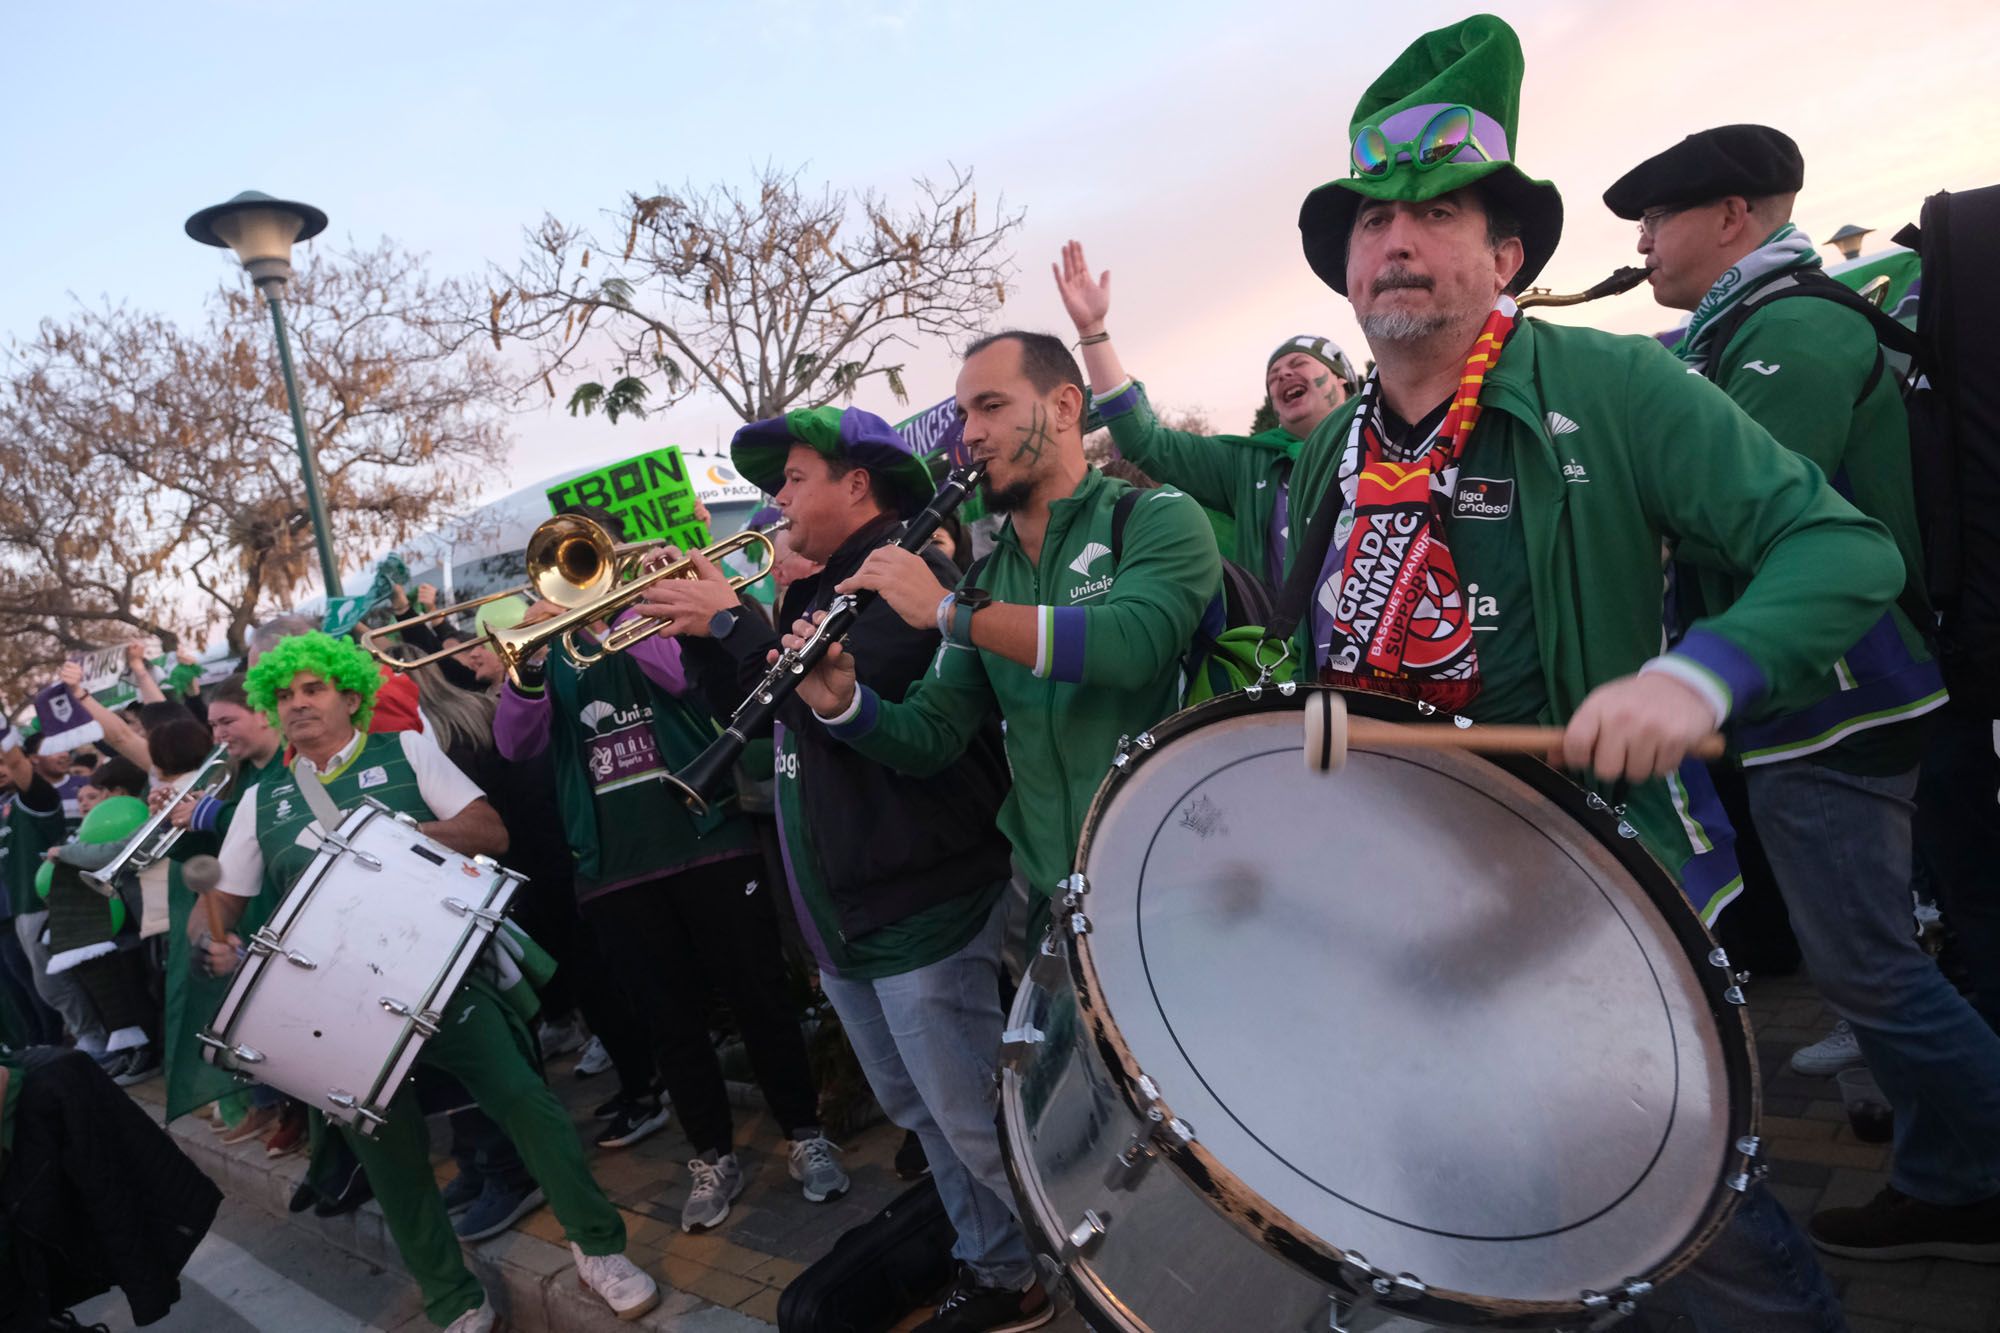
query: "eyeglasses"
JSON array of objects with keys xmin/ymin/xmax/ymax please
[
  {"xmin": 1638, "ymin": 201, "xmax": 1714, "ymax": 237},
  {"xmin": 1350, "ymin": 104, "xmax": 1494, "ymax": 179}
]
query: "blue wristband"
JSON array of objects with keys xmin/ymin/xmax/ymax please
[{"xmin": 935, "ymin": 592, "xmax": 956, "ymax": 640}]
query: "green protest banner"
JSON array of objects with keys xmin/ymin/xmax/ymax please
[{"xmin": 546, "ymin": 446, "xmax": 709, "ymax": 551}]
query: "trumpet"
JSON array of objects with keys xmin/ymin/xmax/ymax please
[
  {"xmin": 83, "ymin": 744, "xmax": 232, "ymax": 891},
  {"xmin": 362, "ymin": 514, "xmax": 662, "ymax": 669},
  {"xmin": 1517, "ymin": 265, "xmax": 1652, "ymax": 309}
]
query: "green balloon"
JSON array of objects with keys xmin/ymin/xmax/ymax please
[
  {"xmin": 78, "ymin": 795, "xmax": 150, "ymax": 845},
  {"xmin": 108, "ymin": 895, "xmax": 126, "ymax": 934},
  {"xmin": 34, "ymin": 858, "xmax": 51, "ymax": 900}
]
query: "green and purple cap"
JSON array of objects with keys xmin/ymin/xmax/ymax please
[{"xmin": 732, "ymin": 406, "xmax": 936, "ymax": 518}]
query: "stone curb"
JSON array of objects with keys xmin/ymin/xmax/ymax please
[{"xmin": 167, "ymin": 1112, "xmax": 775, "ymax": 1332}]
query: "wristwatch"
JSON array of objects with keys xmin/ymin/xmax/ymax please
[
  {"xmin": 947, "ymin": 588, "xmax": 992, "ymax": 647},
  {"xmin": 707, "ymin": 607, "xmax": 738, "ymax": 640}
]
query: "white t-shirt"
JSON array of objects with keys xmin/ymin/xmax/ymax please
[{"xmin": 216, "ymin": 728, "xmax": 486, "ymax": 898}]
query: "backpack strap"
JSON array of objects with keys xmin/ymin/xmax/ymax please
[
  {"xmin": 1705, "ymin": 270, "xmax": 1920, "ymax": 398},
  {"xmin": 1108, "ymin": 487, "xmax": 1142, "ymax": 566}
]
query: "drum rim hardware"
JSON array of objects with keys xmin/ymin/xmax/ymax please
[{"xmin": 1004, "ymin": 686, "xmax": 1763, "ymax": 1328}]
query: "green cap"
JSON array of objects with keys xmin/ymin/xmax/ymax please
[{"xmin": 1298, "ymin": 14, "xmax": 1562, "ymax": 296}]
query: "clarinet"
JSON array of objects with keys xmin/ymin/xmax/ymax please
[{"xmin": 661, "ymin": 459, "xmax": 988, "ymax": 815}]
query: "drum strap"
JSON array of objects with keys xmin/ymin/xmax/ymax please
[{"xmin": 289, "ymin": 756, "xmax": 348, "ymax": 839}]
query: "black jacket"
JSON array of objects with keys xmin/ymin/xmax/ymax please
[{"xmin": 689, "ymin": 514, "xmax": 1012, "ymax": 941}]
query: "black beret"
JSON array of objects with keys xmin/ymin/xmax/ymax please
[{"xmin": 1602, "ymin": 124, "xmax": 1804, "ymax": 220}]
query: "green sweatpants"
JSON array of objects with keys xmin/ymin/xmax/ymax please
[{"xmin": 340, "ymin": 975, "xmax": 625, "ymax": 1326}]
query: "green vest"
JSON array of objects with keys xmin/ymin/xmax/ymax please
[
  {"xmin": 253, "ymin": 733, "xmax": 434, "ymax": 897},
  {"xmin": 543, "ymin": 653, "xmax": 752, "ymax": 892}
]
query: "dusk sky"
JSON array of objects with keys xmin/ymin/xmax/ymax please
[{"xmin": 5, "ymin": 0, "xmax": 1992, "ymax": 505}]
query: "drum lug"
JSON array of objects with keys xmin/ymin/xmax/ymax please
[
  {"xmin": 1104, "ymin": 1129, "xmax": 1157, "ymax": 1190},
  {"xmin": 1323, "ymin": 1258, "xmax": 1426, "ymax": 1332},
  {"xmin": 1451, "ymin": 714, "xmax": 1472, "ymax": 729},
  {"xmin": 1069, "ymin": 911, "xmax": 1092, "ymax": 937},
  {"xmin": 380, "ymin": 996, "xmax": 442, "ymax": 1037},
  {"xmin": 248, "ymin": 928, "xmax": 319, "ymax": 970},
  {"xmin": 1062, "ymin": 1208, "xmax": 1108, "ymax": 1259},
  {"xmin": 1578, "ymin": 1278, "xmax": 1655, "ymax": 1329},
  {"xmin": 1110, "ymin": 731, "xmax": 1156, "ymax": 771},
  {"xmin": 321, "ymin": 834, "xmax": 383, "ymax": 871},
  {"xmin": 199, "ymin": 1031, "xmax": 265, "ymax": 1065},
  {"xmin": 1726, "ymin": 1164, "xmax": 1770, "ymax": 1192},
  {"xmin": 1707, "ymin": 945, "xmax": 1732, "ymax": 969},
  {"xmin": 1414, "ymin": 700, "xmax": 1437, "ymax": 716},
  {"xmin": 1737, "ymin": 1134, "xmax": 1762, "ymax": 1158},
  {"xmin": 1723, "ymin": 985, "xmax": 1748, "ymax": 1006},
  {"xmin": 391, "ymin": 810, "xmax": 419, "ymax": 827},
  {"xmin": 442, "ymin": 897, "xmax": 507, "ymax": 926},
  {"xmin": 998, "ymin": 1024, "xmax": 1045, "ymax": 1071},
  {"xmin": 326, "ymin": 1090, "xmax": 390, "ymax": 1127}
]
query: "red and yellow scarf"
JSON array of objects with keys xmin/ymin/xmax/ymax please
[{"xmin": 1319, "ymin": 297, "xmax": 1518, "ymax": 712}]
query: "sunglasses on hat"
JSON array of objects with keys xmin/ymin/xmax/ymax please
[{"xmin": 1350, "ymin": 104, "xmax": 1495, "ymax": 179}]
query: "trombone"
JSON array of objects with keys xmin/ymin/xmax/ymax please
[
  {"xmin": 365, "ymin": 514, "xmax": 787, "ymax": 686},
  {"xmin": 83, "ymin": 744, "xmax": 232, "ymax": 891},
  {"xmin": 361, "ymin": 514, "xmax": 661, "ymax": 669}
]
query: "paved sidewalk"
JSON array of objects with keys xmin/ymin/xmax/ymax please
[{"xmin": 131, "ymin": 969, "xmax": 2000, "ymax": 1332}]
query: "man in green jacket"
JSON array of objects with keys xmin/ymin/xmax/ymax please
[
  {"xmin": 1608, "ymin": 124, "xmax": 1998, "ymax": 1265},
  {"xmin": 786, "ymin": 330, "xmax": 1222, "ymax": 938},
  {"xmin": 1283, "ymin": 15, "xmax": 1901, "ymax": 1329},
  {"xmin": 1052, "ymin": 241, "xmax": 1356, "ymax": 589}
]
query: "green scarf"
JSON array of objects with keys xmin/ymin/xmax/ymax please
[{"xmin": 1677, "ymin": 223, "xmax": 1821, "ymax": 369}]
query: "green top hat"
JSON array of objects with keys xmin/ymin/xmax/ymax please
[{"xmin": 1298, "ymin": 13, "xmax": 1563, "ymax": 296}]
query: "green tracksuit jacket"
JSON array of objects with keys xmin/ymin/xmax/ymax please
[
  {"xmin": 1097, "ymin": 382, "xmax": 1300, "ymax": 583},
  {"xmin": 1691, "ymin": 291, "xmax": 1944, "ymax": 769},
  {"xmin": 824, "ymin": 468, "xmax": 1222, "ymax": 902},
  {"xmin": 1285, "ymin": 318, "xmax": 1905, "ymax": 878}
]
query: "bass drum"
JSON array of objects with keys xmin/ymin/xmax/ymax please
[{"xmin": 999, "ymin": 687, "xmax": 1758, "ymax": 1331}]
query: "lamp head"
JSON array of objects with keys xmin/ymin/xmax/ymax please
[{"xmin": 185, "ymin": 191, "xmax": 328, "ymax": 290}]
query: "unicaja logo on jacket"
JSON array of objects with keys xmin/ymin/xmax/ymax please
[
  {"xmin": 1068, "ymin": 542, "xmax": 1111, "ymax": 577},
  {"xmin": 579, "ymin": 700, "xmax": 648, "ymax": 734},
  {"xmin": 1545, "ymin": 411, "xmax": 1580, "ymax": 436}
]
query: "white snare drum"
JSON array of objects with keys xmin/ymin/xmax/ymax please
[
  {"xmin": 199, "ymin": 799, "xmax": 523, "ymax": 1135},
  {"xmin": 1000, "ymin": 687, "xmax": 1759, "ymax": 1331}
]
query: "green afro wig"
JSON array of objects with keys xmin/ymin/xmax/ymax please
[{"xmin": 245, "ymin": 631, "xmax": 381, "ymax": 731}]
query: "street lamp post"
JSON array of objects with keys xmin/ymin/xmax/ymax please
[{"xmin": 183, "ymin": 191, "xmax": 342, "ymax": 601}]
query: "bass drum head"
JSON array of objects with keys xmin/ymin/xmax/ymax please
[{"xmin": 1072, "ymin": 691, "xmax": 1745, "ymax": 1310}]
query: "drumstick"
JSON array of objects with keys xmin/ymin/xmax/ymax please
[{"xmin": 1304, "ymin": 691, "xmax": 1725, "ymax": 773}]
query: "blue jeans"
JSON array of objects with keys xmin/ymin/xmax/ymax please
[
  {"xmin": 1747, "ymin": 759, "xmax": 2000, "ymax": 1205},
  {"xmin": 818, "ymin": 896, "xmax": 1035, "ymax": 1290},
  {"xmin": 1642, "ymin": 1183, "xmax": 1847, "ymax": 1331}
]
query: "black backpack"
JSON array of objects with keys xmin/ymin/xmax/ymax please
[{"xmin": 1700, "ymin": 187, "xmax": 2000, "ymax": 710}]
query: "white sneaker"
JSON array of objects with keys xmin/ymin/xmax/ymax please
[
  {"xmin": 789, "ymin": 1133, "xmax": 850, "ymax": 1203},
  {"xmin": 681, "ymin": 1152, "xmax": 745, "ymax": 1232},
  {"xmin": 572, "ymin": 1035, "xmax": 612, "ymax": 1079},
  {"xmin": 442, "ymin": 1298, "xmax": 498, "ymax": 1333},
  {"xmin": 571, "ymin": 1244, "xmax": 661, "ymax": 1321},
  {"xmin": 1790, "ymin": 1020, "xmax": 1866, "ymax": 1077},
  {"xmin": 538, "ymin": 1017, "xmax": 587, "ymax": 1060}
]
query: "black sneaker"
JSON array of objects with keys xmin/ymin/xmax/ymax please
[
  {"xmin": 596, "ymin": 1097, "xmax": 671, "ymax": 1149},
  {"xmin": 1810, "ymin": 1186, "xmax": 2000, "ymax": 1263},
  {"xmin": 111, "ymin": 1045, "xmax": 162, "ymax": 1088},
  {"xmin": 314, "ymin": 1164, "xmax": 375, "ymax": 1218},
  {"xmin": 914, "ymin": 1268, "xmax": 1054, "ymax": 1333},
  {"xmin": 896, "ymin": 1129, "xmax": 931, "ymax": 1180},
  {"xmin": 591, "ymin": 1094, "xmax": 627, "ymax": 1120}
]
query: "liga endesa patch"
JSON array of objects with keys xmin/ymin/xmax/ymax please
[{"xmin": 1452, "ymin": 477, "xmax": 1514, "ymax": 521}]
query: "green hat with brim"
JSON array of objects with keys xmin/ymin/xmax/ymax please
[
  {"xmin": 731, "ymin": 406, "xmax": 937, "ymax": 519},
  {"xmin": 1298, "ymin": 14, "xmax": 1563, "ymax": 297}
]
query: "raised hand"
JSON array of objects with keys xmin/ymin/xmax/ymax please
[{"xmin": 1052, "ymin": 240, "xmax": 1111, "ymax": 334}]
